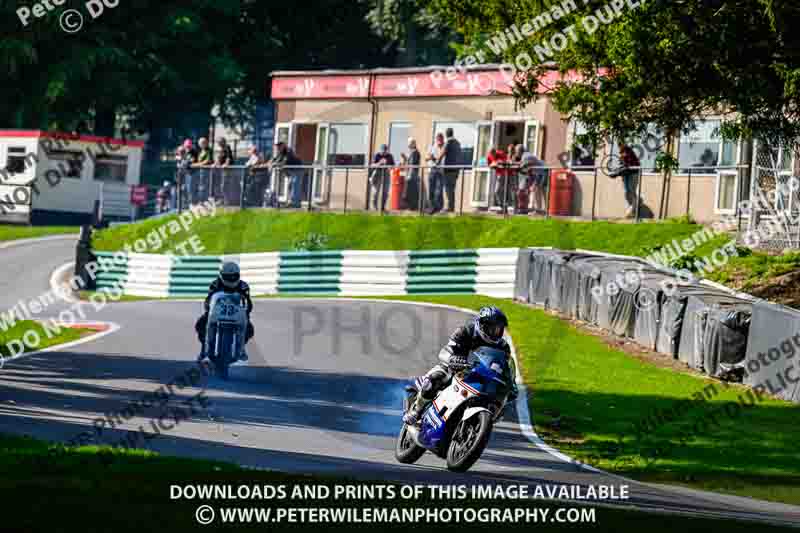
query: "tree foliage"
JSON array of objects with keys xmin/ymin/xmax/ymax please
[
  {"xmin": 0, "ymin": 0, "xmax": 392, "ymax": 140},
  {"xmin": 430, "ymin": 0, "xmax": 800, "ymax": 149}
]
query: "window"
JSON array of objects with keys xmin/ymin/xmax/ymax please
[
  {"xmin": 678, "ymin": 119, "xmax": 737, "ymax": 174},
  {"xmin": 570, "ymin": 122, "xmax": 596, "ymax": 168},
  {"xmin": 388, "ymin": 122, "xmax": 411, "ymax": 164},
  {"xmin": 94, "ymin": 155, "xmax": 128, "ymax": 182},
  {"xmin": 48, "ymin": 150, "xmax": 84, "ymax": 178},
  {"xmin": 610, "ymin": 125, "xmax": 667, "ymax": 172},
  {"xmin": 716, "ymin": 172, "xmax": 738, "ymax": 212},
  {"xmin": 328, "ymin": 123, "xmax": 368, "ymax": 166},
  {"xmin": 5, "ymin": 147, "xmax": 29, "ymax": 175},
  {"xmin": 432, "ymin": 122, "xmax": 476, "ymax": 165}
]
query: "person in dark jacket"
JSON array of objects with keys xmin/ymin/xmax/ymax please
[
  {"xmin": 611, "ymin": 142, "xmax": 642, "ymax": 218},
  {"xmin": 402, "ymin": 306, "xmax": 518, "ymax": 425},
  {"xmin": 195, "ymin": 262, "xmax": 254, "ymax": 362},
  {"xmin": 442, "ymin": 128, "xmax": 462, "ymax": 212},
  {"xmin": 371, "ymin": 144, "xmax": 395, "ymax": 211}
]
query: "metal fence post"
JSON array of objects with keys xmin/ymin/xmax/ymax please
[
  {"xmin": 591, "ymin": 167, "xmax": 597, "ymax": 222},
  {"xmin": 239, "ymin": 168, "xmax": 246, "ymax": 209},
  {"xmin": 308, "ymin": 168, "xmax": 314, "ymax": 212},
  {"xmin": 686, "ymin": 168, "xmax": 692, "ymax": 218},
  {"xmin": 635, "ymin": 168, "xmax": 643, "ymax": 223},
  {"xmin": 343, "ymin": 167, "xmax": 349, "ymax": 214},
  {"xmin": 545, "ymin": 169, "xmax": 551, "ymax": 219},
  {"xmin": 419, "ymin": 167, "xmax": 426, "ymax": 215},
  {"xmin": 502, "ymin": 164, "xmax": 509, "ymax": 219},
  {"xmin": 459, "ymin": 167, "xmax": 466, "ymax": 216}
]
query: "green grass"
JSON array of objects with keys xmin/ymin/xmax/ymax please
[
  {"xmin": 91, "ymin": 210, "xmax": 704, "ymax": 255},
  {"xmin": 372, "ymin": 295, "xmax": 800, "ymax": 506},
  {"xmin": 0, "ymin": 225, "xmax": 77, "ymax": 242},
  {"xmin": 1, "ymin": 432, "xmax": 794, "ymax": 532},
  {"xmin": 0, "ymin": 320, "xmax": 90, "ymax": 357}
]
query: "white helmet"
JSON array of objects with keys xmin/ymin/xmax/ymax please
[{"xmin": 219, "ymin": 261, "xmax": 240, "ymax": 288}]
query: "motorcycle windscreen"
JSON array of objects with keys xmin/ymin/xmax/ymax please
[{"xmin": 465, "ymin": 347, "xmax": 513, "ymax": 398}]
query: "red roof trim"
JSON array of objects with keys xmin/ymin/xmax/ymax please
[{"xmin": 0, "ymin": 130, "xmax": 145, "ymax": 148}]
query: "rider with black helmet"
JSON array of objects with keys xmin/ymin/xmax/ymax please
[
  {"xmin": 403, "ymin": 305, "xmax": 516, "ymax": 425},
  {"xmin": 195, "ymin": 261, "xmax": 254, "ymax": 362}
]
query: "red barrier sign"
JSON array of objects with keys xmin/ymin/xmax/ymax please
[{"xmin": 130, "ymin": 185, "xmax": 147, "ymax": 205}]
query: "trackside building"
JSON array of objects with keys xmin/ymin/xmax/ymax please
[
  {"xmin": 0, "ymin": 130, "xmax": 144, "ymax": 224},
  {"xmin": 270, "ymin": 65, "xmax": 775, "ymax": 223}
]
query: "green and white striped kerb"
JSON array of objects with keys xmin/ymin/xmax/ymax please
[{"xmin": 94, "ymin": 248, "xmax": 520, "ymax": 298}]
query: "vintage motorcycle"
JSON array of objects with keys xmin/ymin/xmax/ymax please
[
  {"xmin": 204, "ymin": 291, "xmax": 247, "ymax": 380},
  {"xmin": 395, "ymin": 346, "xmax": 516, "ymax": 472}
]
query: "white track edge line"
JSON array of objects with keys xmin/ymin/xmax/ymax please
[{"xmin": 1, "ymin": 321, "xmax": 121, "ymax": 367}]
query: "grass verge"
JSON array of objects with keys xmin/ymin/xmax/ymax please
[
  {"xmin": 0, "ymin": 320, "xmax": 92, "ymax": 358},
  {"xmin": 0, "ymin": 432, "xmax": 794, "ymax": 532},
  {"xmin": 91, "ymin": 210, "xmax": 704, "ymax": 256},
  {"xmin": 0, "ymin": 225, "xmax": 77, "ymax": 242}
]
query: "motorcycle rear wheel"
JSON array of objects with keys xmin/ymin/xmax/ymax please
[{"xmin": 446, "ymin": 411, "xmax": 492, "ymax": 472}]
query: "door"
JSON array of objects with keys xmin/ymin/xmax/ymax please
[
  {"xmin": 311, "ymin": 123, "xmax": 330, "ymax": 204},
  {"xmin": 715, "ymin": 139, "xmax": 741, "ymax": 214},
  {"xmin": 523, "ymin": 120, "xmax": 540, "ymax": 157},
  {"xmin": 470, "ymin": 121, "xmax": 494, "ymax": 208},
  {"xmin": 273, "ymin": 123, "xmax": 294, "ymax": 200}
]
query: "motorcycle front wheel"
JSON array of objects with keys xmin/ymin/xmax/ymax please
[
  {"xmin": 215, "ymin": 328, "xmax": 235, "ymax": 380},
  {"xmin": 446, "ymin": 411, "xmax": 493, "ymax": 472},
  {"xmin": 395, "ymin": 424, "xmax": 426, "ymax": 464}
]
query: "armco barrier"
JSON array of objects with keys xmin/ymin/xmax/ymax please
[{"xmin": 93, "ymin": 248, "xmax": 522, "ymax": 298}]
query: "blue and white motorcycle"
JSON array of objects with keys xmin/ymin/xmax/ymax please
[
  {"xmin": 204, "ymin": 292, "xmax": 247, "ymax": 380},
  {"xmin": 396, "ymin": 346, "xmax": 516, "ymax": 472}
]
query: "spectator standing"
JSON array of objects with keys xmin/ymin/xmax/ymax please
[
  {"xmin": 176, "ymin": 145, "xmax": 194, "ymax": 208},
  {"xmin": 518, "ymin": 146, "xmax": 547, "ymax": 215},
  {"xmin": 195, "ymin": 138, "xmax": 213, "ymax": 201},
  {"xmin": 442, "ymin": 128, "xmax": 462, "ymax": 212},
  {"xmin": 156, "ymin": 180, "xmax": 170, "ymax": 214},
  {"xmin": 404, "ymin": 138, "xmax": 421, "ymax": 210},
  {"xmin": 267, "ymin": 142, "xmax": 303, "ymax": 207},
  {"xmin": 370, "ymin": 144, "xmax": 395, "ymax": 211},
  {"xmin": 610, "ymin": 142, "xmax": 641, "ymax": 218},
  {"xmin": 214, "ymin": 137, "xmax": 234, "ymax": 202},
  {"xmin": 488, "ymin": 147, "xmax": 509, "ymax": 209},
  {"xmin": 426, "ymin": 133, "xmax": 446, "ymax": 213}
]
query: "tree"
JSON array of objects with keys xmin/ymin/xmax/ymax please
[
  {"xmin": 429, "ymin": 0, "xmax": 800, "ymax": 152},
  {"xmin": 364, "ymin": 0, "xmax": 457, "ymax": 67}
]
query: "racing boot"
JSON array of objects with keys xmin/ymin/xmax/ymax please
[{"xmin": 238, "ymin": 347, "xmax": 249, "ymax": 362}]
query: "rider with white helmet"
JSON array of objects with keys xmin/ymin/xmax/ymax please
[
  {"xmin": 195, "ymin": 261, "xmax": 254, "ymax": 362},
  {"xmin": 403, "ymin": 306, "xmax": 516, "ymax": 425}
]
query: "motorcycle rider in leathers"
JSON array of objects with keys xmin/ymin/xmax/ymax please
[
  {"xmin": 195, "ymin": 261, "xmax": 254, "ymax": 362},
  {"xmin": 403, "ymin": 306, "xmax": 518, "ymax": 425}
]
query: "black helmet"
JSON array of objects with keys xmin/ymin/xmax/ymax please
[
  {"xmin": 475, "ymin": 306, "xmax": 508, "ymax": 344},
  {"xmin": 219, "ymin": 261, "xmax": 240, "ymax": 288}
]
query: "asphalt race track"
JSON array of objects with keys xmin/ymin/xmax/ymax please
[{"xmin": 1, "ymin": 237, "xmax": 799, "ymax": 526}]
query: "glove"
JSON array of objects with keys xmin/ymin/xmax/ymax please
[{"xmin": 448, "ymin": 355, "xmax": 469, "ymax": 370}]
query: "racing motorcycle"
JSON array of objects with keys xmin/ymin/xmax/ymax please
[
  {"xmin": 395, "ymin": 346, "xmax": 516, "ymax": 472},
  {"xmin": 204, "ymin": 292, "xmax": 247, "ymax": 380}
]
